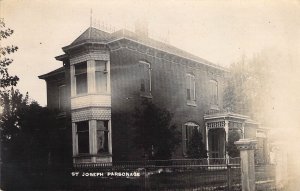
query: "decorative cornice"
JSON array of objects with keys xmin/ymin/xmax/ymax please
[
  {"xmin": 108, "ymin": 38, "xmax": 228, "ymax": 72},
  {"xmin": 204, "ymin": 111, "xmax": 249, "ymax": 121},
  {"xmin": 234, "ymin": 139, "xmax": 257, "ymax": 150}
]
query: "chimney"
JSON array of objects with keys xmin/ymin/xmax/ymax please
[{"xmin": 135, "ymin": 19, "xmax": 148, "ymax": 38}]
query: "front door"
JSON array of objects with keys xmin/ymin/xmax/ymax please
[{"xmin": 209, "ymin": 129, "xmax": 225, "ymax": 158}]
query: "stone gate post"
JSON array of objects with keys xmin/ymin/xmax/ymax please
[{"xmin": 235, "ymin": 139, "xmax": 257, "ymax": 191}]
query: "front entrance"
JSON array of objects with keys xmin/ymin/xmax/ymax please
[{"xmin": 208, "ymin": 129, "xmax": 225, "ymax": 158}]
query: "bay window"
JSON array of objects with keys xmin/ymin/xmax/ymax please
[
  {"xmin": 75, "ymin": 62, "xmax": 87, "ymax": 95},
  {"xmin": 76, "ymin": 121, "xmax": 89, "ymax": 154},
  {"xmin": 74, "ymin": 120, "xmax": 111, "ymax": 156},
  {"xmin": 95, "ymin": 60, "xmax": 107, "ymax": 93},
  {"xmin": 96, "ymin": 120, "xmax": 109, "ymax": 153}
]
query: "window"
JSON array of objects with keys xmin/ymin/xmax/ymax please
[
  {"xmin": 186, "ymin": 74, "xmax": 196, "ymax": 101},
  {"xmin": 182, "ymin": 122, "xmax": 200, "ymax": 156},
  {"xmin": 76, "ymin": 121, "xmax": 89, "ymax": 154},
  {"xmin": 58, "ymin": 85, "xmax": 67, "ymax": 111},
  {"xmin": 210, "ymin": 80, "xmax": 218, "ymax": 105},
  {"xmin": 75, "ymin": 62, "xmax": 87, "ymax": 95},
  {"xmin": 139, "ymin": 61, "xmax": 151, "ymax": 94},
  {"xmin": 95, "ymin": 60, "xmax": 107, "ymax": 93},
  {"xmin": 96, "ymin": 121, "xmax": 109, "ymax": 153}
]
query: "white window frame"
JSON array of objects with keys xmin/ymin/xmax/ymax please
[
  {"xmin": 210, "ymin": 79, "xmax": 218, "ymax": 106},
  {"xmin": 96, "ymin": 120, "xmax": 110, "ymax": 154},
  {"xmin": 182, "ymin": 122, "xmax": 200, "ymax": 156},
  {"xmin": 139, "ymin": 61, "xmax": 151, "ymax": 95},
  {"xmin": 95, "ymin": 60, "xmax": 108, "ymax": 93},
  {"xmin": 75, "ymin": 121, "xmax": 90, "ymax": 155},
  {"xmin": 186, "ymin": 73, "xmax": 196, "ymax": 106},
  {"xmin": 74, "ymin": 62, "xmax": 88, "ymax": 95},
  {"xmin": 73, "ymin": 120, "xmax": 112, "ymax": 157}
]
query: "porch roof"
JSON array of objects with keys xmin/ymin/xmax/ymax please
[{"xmin": 204, "ymin": 111, "xmax": 249, "ymax": 122}]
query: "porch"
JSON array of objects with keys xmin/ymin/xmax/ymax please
[{"xmin": 204, "ymin": 111, "xmax": 249, "ymax": 159}]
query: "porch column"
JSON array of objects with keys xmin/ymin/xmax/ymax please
[
  {"xmin": 205, "ymin": 123, "xmax": 209, "ymax": 164},
  {"xmin": 242, "ymin": 122, "xmax": 245, "ymax": 139},
  {"xmin": 224, "ymin": 120, "xmax": 229, "ymax": 159},
  {"xmin": 235, "ymin": 139, "xmax": 257, "ymax": 191},
  {"xmin": 224, "ymin": 120, "xmax": 229, "ymax": 142}
]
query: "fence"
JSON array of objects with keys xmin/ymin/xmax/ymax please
[
  {"xmin": 1, "ymin": 158, "xmax": 281, "ymax": 191},
  {"xmin": 255, "ymin": 164, "xmax": 277, "ymax": 191},
  {"xmin": 73, "ymin": 158, "xmax": 241, "ymax": 191},
  {"xmin": 1, "ymin": 158, "xmax": 241, "ymax": 191}
]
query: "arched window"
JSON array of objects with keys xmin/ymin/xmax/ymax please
[
  {"xmin": 182, "ymin": 122, "xmax": 200, "ymax": 156},
  {"xmin": 186, "ymin": 73, "xmax": 196, "ymax": 102},
  {"xmin": 139, "ymin": 61, "xmax": 151, "ymax": 95},
  {"xmin": 209, "ymin": 79, "xmax": 218, "ymax": 105}
]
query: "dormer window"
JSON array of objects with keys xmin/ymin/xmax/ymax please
[
  {"xmin": 75, "ymin": 62, "xmax": 87, "ymax": 95},
  {"xmin": 95, "ymin": 60, "xmax": 108, "ymax": 93}
]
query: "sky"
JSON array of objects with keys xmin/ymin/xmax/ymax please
[{"xmin": 1, "ymin": 0, "xmax": 300, "ymax": 106}]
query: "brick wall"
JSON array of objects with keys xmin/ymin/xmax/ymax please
[{"xmin": 110, "ymin": 44, "xmax": 227, "ymax": 159}]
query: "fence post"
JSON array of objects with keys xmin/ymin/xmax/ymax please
[
  {"xmin": 227, "ymin": 164, "xmax": 232, "ymax": 191},
  {"xmin": 271, "ymin": 143, "xmax": 288, "ymax": 189},
  {"xmin": 235, "ymin": 139, "xmax": 257, "ymax": 191}
]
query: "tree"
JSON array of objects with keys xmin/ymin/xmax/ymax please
[
  {"xmin": 223, "ymin": 53, "xmax": 272, "ymax": 123},
  {"xmin": 0, "ymin": 88, "xmax": 29, "ymax": 152},
  {"xmin": 133, "ymin": 100, "xmax": 180, "ymax": 160},
  {"xmin": 187, "ymin": 128, "xmax": 207, "ymax": 159},
  {"xmin": 226, "ymin": 130, "xmax": 241, "ymax": 158},
  {"xmin": 0, "ymin": 88, "xmax": 68, "ymax": 167},
  {"xmin": 0, "ymin": 20, "xmax": 19, "ymax": 89}
]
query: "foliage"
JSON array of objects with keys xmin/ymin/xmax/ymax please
[
  {"xmin": 223, "ymin": 53, "xmax": 272, "ymax": 123},
  {"xmin": 226, "ymin": 130, "xmax": 241, "ymax": 158},
  {"xmin": 133, "ymin": 100, "xmax": 181, "ymax": 160},
  {"xmin": 0, "ymin": 20, "xmax": 19, "ymax": 89},
  {"xmin": 186, "ymin": 128, "xmax": 207, "ymax": 159},
  {"xmin": 0, "ymin": 88, "xmax": 68, "ymax": 167},
  {"xmin": 0, "ymin": 88, "xmax": 29, "ymax": 146}
]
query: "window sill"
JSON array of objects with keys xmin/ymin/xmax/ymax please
[
  {"xmin": 71, "ymin": 92, "xmax": 110, "ymax": 99},
  {"xmin": 72, "ymin": 93, "xmax": 88, "ymax": 98},
  {"xmin": 140, "ymin": 92, "xmax": 153, "ymax": 99},
  {"xmin": 57, "ymin": 112, "xmax": 66, "ymax": 118},
  {"xmin": 210, "ymin": 104, "xmax": 219, "ymax": 110},
  {"xmin": 73, "ymin": 153, "xmax": 112, "ymax": 158},
  {"xmin": 187, "ymin": 100, "xmax": 197, "ymax": 107}
]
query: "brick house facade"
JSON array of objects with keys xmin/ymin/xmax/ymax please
[{"xmin": 39, "ymin": 26, "xmax": 269, "ymax": 165}]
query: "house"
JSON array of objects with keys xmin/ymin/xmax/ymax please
[{"xmin": 39, "ymin": 24, "xmax": 269, "ymax": 165}]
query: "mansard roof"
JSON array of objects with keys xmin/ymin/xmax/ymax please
[
  {"xmin": 60, "ymin": 27, "xmax": 227, "ymax": 71},
  {"xmin": 70, "ymin": 27, "xmax": 111, "ymax": 46}
]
